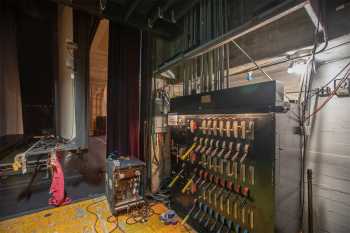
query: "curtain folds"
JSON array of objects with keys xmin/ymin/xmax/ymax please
[
  {"xmin": 0, "ymin": 1, "xmax": 24, "ymax": 138},
  {"xmin": 73, "ymin": 10, "xmax": 99, "ymax": 149},
  {"xmin": 107, "ymin": 23, "xmax": 141, "ymax": 159},
  {"xmin": 139, "ymin": 31, "xmax": 154, "ymax": 162}
]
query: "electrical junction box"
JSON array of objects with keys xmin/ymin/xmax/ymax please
[
  {"xmin": 335, "ymin": 78, "xmax": 350, "ymax": 97},
  {"xmin": 105, "ymin": 156, "xmax": 146, "ymax": 215}
]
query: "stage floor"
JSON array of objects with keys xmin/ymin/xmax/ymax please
[
  {"xmin": 0, "ymin": 196, "xmax": 194, "ymax": 233},
  {"xmin": 0, "ymin": 136, "xmax": 106, "ymax": 219}
]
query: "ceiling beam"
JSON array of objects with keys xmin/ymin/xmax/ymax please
[
  {"xmin": 147, "ymin": 0, "xmax": 178, "ymax": 28},
  {"xmin": 50, "ymin": 0, "xmax": 181, "ymax": 39},
  {"xmin": 124, "ymin": 0, "xmax": 143, "ymax": 22},
  {"xmin": 174, "ymin": 0, "xmax": 200, "ymax": 21},
  {"xmin": 104, "ymin": 1, "xmax": 181, "ymax": 39}
]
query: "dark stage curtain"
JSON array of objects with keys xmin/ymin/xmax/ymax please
[
  {"xmin": 0, "ymin": 1, "xmax": 24, "ymax": 138},
  {"xmin": 140, "ymin": 31, "xmax": 154, "ymax": 163},
  {"xmin": 73, "ymin": 10, "xmax": 99, "ymax": 149},
  {"xmin": 16, "ymin": 1, "xmax": 57, "ymax": 136},
  {"xmin": 107, "ymin": 23, "xmax": 141, "ymax": 159}
]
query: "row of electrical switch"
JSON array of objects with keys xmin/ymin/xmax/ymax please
[
  {"xmin": 185, "ymin": 119, "xmax": 254, "ymax": 140},
  {"xmin": 182, "ymin": 138, "xmax": 254, "ymax": 186},
  {"xmin": 183, "ymin": 169, "xmax": 251, "ymax": 199},
  {"xmin": 189, "ymin": 199, "xmax": 253, "ymax": 233}
]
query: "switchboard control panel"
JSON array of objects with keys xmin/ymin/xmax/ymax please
[
  {"xmin": 170, "ymin": 115, "xmax": 260, "ymax": 232},
  {"xmin": 169, "ymin": 82, "xmax": 300, "ymax": 233}
]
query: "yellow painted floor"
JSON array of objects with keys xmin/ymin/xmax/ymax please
[{"xmin": 0, "ymin": 196, "xmax": 194, "ymax": 233}]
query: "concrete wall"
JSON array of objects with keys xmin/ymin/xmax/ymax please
[
  {"xmin": 57, "ymin": 6, "xmax": 76, "ymax": 140},
  {"xmin": 307, "ymin": 57, "xmax": 350, "ymax": 233}
]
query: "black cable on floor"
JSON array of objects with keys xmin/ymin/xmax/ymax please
[
  {"xmin": 86, "ymin": 198, "xmax": 125, "ymax": 233},
  {"xmin": 125, "ymin": 201, "xmax": 160, "ymax": 225}
]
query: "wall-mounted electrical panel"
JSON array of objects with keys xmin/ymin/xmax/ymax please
[{"xmin": 168, "ymin": 81, "xmax": 301, "ymax": 233}]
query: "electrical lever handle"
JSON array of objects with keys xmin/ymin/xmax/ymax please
[
  {"xmin": 181, "ymin": 143, "xmax": 197, "ymax": 160},
  {"xmin": 181, "ymin": 199, "xmax": 198, "ymax": 225},
  {"xmin": 168, "ymin": 169, "xmax": 184, "ymax": 188},
  {"xmin": 181, "ymin": 175, "xmax": 195, "ymax": 193}
]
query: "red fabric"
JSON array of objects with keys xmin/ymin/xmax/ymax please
[
  {"xmin": 107, "ymin": 24, "xmax": 140, "ymax": 159},
  {"xmin": 48, "ymin": 152, "xmax": 71, "ymax": 206}
]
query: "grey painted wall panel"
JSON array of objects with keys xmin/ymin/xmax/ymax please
[{"xmin": 306, "ymin": 58, "xmax": 350, "ymax": 232}]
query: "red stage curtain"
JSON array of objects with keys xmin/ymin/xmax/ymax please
[{"xmin": 107, "ymin": 23, "xmax": 141, "ymax": 159}]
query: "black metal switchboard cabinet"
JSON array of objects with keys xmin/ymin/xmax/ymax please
[
  {"xmin": 168, "ymin": 81, "xmax": 301, "ymax": 233},
  {"xmin": 105, "ymin": 157, "xmax": 146, "ymax": 215}
]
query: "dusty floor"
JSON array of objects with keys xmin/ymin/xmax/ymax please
[{"xmin": 0, "ymin": 196, "xmax": 194, "ymax": 233}]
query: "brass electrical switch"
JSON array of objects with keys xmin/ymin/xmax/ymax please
[
  {"xmin": 249, "ymin": 166, "xmax": 255, "ymax": 185},
  {"xmin": 213, "ymin": 119, "xmax": 218, "ymax": 136},
  {"xmin": 219, "ymin": 119, "xmax": 224, "ymax": 137},
  {"xmin": 248, "ymin": 120, "xmax": 255, "ymax": 140},
  {"xmin": 195, "ymin": 137, "xmax": 204, "ymax": 153},
  {"xmin": 202, "ymin": 119, "xmax": 207, "ymax": 135},
  {"xmin": 241, "ymin": 120, "xmax": 246, "ymax": 140},
  {"xmin": 239, "ymin": 144, "xmax": 250, "ymax": 164},
  {"xmin": 226, "ymin": 120, "xmax": 231, "ymax": 137},
  {"xmin": 207, "ymin": 119, "xmax": 213, "ymax": 135},
  {"xmin": 233, "ymin": 120, "xmax": 238, "ymax": 138},
  {"xmin": 249, "ymin": 208, "xmax": 254, "ymax": 229},
  {"xmin": 241, "ymin": 164, "xmax": 246, "ymax": 183}
]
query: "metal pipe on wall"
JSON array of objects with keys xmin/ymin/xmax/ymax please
[
  {"xmin": 307, "ymin": 169, "xmax": 314, "ymax": 233},
  {"xmin": 200, "ymin": 55, "xmax": 204, "ymax": 93},
  {"xmin": 225, "ymin": 43, "xmax": 230, "ymax": 88},
  {"xmin": 221, "ymin": 46, "xmax": 225, "ymax": 89}
]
